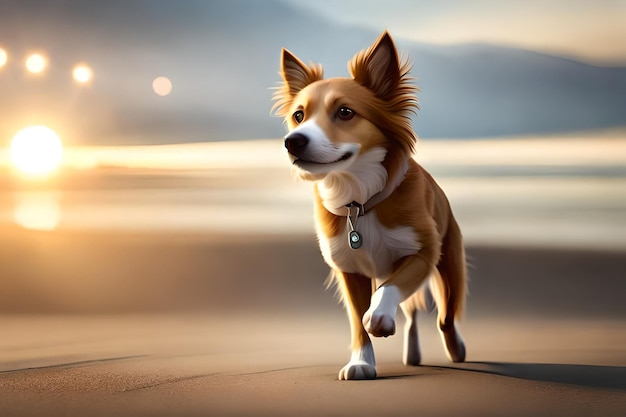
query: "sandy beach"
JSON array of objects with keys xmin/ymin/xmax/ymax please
[{"xmin": 0, "ymin": 227, "xmax": 624, "ymax": 416}]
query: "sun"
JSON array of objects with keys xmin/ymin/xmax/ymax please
[{"xmin": 10, "ymin": 126, "xmax": 64, "ymax": 178}]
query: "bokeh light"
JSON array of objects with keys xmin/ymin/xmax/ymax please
[
  {"xmin": 152, "ymin": 76, "xmax": 172, "ymax": 96},
  {"xmin": 25, "ymin": 53, "xmax": 47, "ymax": 74},
  {"xmin": 0, "ymin": 47, "xmax": 7, "ymax": 68},
  {"xmin": 10, "ymin": 126, "xmax": 64, "ymax": 178},
  {"xmin": 72, "ymin": 63, "xmax": 93, "ymax": 83}
]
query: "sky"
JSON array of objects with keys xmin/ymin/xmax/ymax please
[
  {"xmin": 283, "ymin": 0, "xmax": 626, "ymax": 65},
  {"xmin": 0, "ymin": 0, "xmax": 625, "ymax": 147}
]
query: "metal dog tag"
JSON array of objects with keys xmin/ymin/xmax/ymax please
[
  {"xmin": 349, "ymin": 230, "xmax": 363, "ymax": 249},
  {"xmin": 346, "ymin": 203, "xmax": 363, "ymax": 250}
]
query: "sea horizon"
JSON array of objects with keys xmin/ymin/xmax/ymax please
[{"xmin": 1, "ymin": 131, "xmax": 625, "ymax": 250}]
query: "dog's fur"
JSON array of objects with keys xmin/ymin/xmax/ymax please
[{"xmin": 273, "ymin": 32, "xmax": 467, "ymax": 380}]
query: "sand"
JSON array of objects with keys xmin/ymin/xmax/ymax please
[{"xmin": 0, "ymin": 227, "xmax": 624, "ymax": 416}]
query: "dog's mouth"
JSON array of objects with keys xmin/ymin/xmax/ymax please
[
  {"xmin": 290, "ymin": 144, "xmax": 361, "ymax": 178},
  {"xmin": 293, "ymin": 151, "xmax": 354, "ymax": 167}
]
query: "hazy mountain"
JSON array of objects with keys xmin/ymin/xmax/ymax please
[{"xmin": 0, "ymin": 0, "xmax": 624, "ymax": 145}]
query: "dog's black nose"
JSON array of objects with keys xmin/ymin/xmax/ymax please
[{"xmin": 284, "ymin": 133, "xmax": 309, "ymax": 157}]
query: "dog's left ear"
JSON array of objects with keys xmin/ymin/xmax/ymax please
[{"xmin": 349, "ymin": 31, "xmax": 400, "ymax": 100}]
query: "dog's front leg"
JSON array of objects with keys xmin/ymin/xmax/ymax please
[
  {"xmin": 336, "ymin": 271, "xmax": 377, "ymax": 380},
  {"xmin": 363, "ymin": 254, "xmax": 434, "ymax": 338}
]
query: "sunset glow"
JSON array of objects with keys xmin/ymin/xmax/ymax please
[
  {"xmin": 13, "ymin": 192, "xmax": 61, "ymax": 231},
  {"xmin": 10, "ymin": 126, "xmax": 64, "ymax": 178}
]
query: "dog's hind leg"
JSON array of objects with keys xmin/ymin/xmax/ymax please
[
  {"xmin": 432, "ymin": 218, "xmax": 467, "ymax": 363},
  {"xmin": 400, "ymin": 280, "xmax": 434, "ymax": 366},
  {"xmin": 400, "ymin": 301, "xmax": 421, "ymax": 366},
  {"xmin": 335, "ymin": 271, "xmax": 377, "ymax": 380}
]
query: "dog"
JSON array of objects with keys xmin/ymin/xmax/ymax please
[{"xmin": 273, "ymin": 31, "xmax": 467, "ymax": 380}]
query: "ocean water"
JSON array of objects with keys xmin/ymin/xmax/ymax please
[{"xmin": 1, "ymin": 134, "xmax": 625, "ymax": 250}]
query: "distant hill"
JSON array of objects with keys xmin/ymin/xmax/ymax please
[{"xmin": 0, "ymin": 0, "xmax": 625, "ymax": 145}]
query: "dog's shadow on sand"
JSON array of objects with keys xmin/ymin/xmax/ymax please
[{"xmin": 423, "ymin": 362, "xmax": 626, "ymax": 390}]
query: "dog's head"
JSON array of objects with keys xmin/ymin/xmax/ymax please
[{"xmin": 273, "ymin": 31, "xmax": 418, "ymax": 182}]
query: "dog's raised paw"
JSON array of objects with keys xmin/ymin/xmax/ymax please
[
  {"xmin": 338, "ymin": 361, "xmax": 377, "ymax": 380},
  {"xmin": 363, "ymin": 285, "xmax": 400, "ymax": 337},
  {"xmin": 363, "ymin": 310, "xmax": 396, "ymax": 337}
]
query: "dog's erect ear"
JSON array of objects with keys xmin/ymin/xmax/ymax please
[
  {"xmin": 272, "ymin": 49, "xmax": 323, "ymax": 117},
  {"xmin": 349, "ymin": 31, "xmax": 418, "ymax": 155},
  {"xmin": 280, "ymin": 48, "xmax": 323, "ymax": 97},
  {"xmin": 349, "ymin": 31, "xmax": 400, "ymax": 100}
]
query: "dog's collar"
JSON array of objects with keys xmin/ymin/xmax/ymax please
[{"xmin": 324, "ymin": 158, "xmax": 409, "ymax": 217}]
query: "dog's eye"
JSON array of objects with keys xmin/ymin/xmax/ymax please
[
  {"xmin": 337, "ymin": 107, "xmax": 355, "ymax": 121},
  {"xmin": 293, "ymin": 110, "xmax": 304, "ymax": 124}
]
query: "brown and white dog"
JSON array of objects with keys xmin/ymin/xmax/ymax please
[{"xmin": 273, "ymin": 31, "xmax": 467, "ymax": 380}]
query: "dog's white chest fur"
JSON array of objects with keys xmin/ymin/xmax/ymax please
[
  {"xmin": 313, "ymin": 147, "xmax": 420, "ymax": 279},
  {"xmin": 317, "ymin": 214, "xmax": 420, "ymax": 280}
]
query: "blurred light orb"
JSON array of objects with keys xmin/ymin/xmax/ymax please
[
  {"xmin": 72, "ymin": 64, "xmax": 93, "ymax": 83},
  {"xmin": 25, "ymin": 53, "xmax": 47, "ymax": 74},
  {"xmin": 0, "ymin": 48, "xmax": 7, "ymax": 68},
  {"xmin": 152, "ymin": 76, "xmax": 172, "ymax": 96},
  {"xmin": 10, "ymin": 126, "xmax": 64, "ymax": 178}
]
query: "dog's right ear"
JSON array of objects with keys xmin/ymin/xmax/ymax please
[
  {"xmin": 272, "ymin": 49, "xmax": 323, "ymax": 118},
  {"xmin": 281, "ymin": 49, "xmax": 323, "ymax": 96}
]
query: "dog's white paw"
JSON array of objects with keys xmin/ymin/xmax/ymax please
[
  {"xmin": 339, "ymin": 343, "xmax": 376, "ymax": 380},
  {"xmin": 338, "ymin": 361, "xmax": 377, "ymax": 380},
  {"xmin": 363, "ymin": 310, "xmax": 396, "ymax": 337},
  {"xmin": 363, "ymin": 285, "xmax": 400, "ymax": 337}
]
